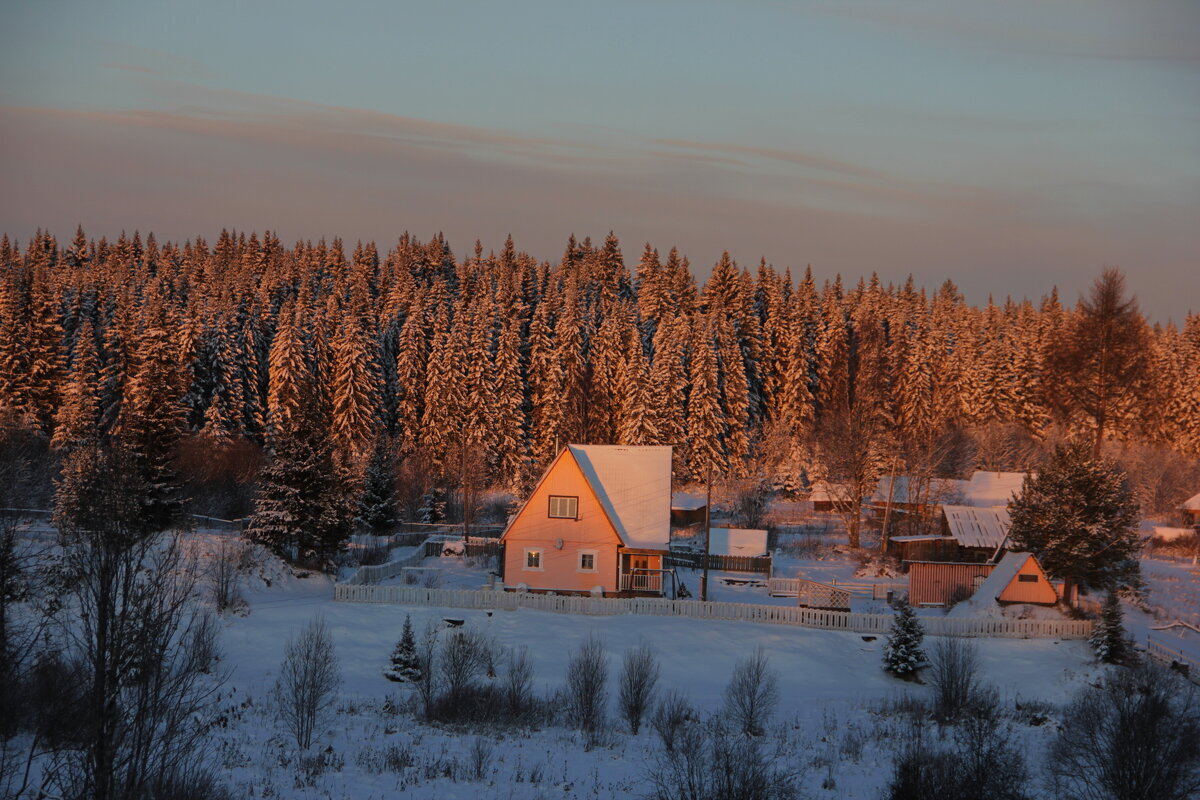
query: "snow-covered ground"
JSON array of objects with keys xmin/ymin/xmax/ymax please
[{"xmin": 194, "ymin": 541, "xmax": 1108, "ymax": 800}]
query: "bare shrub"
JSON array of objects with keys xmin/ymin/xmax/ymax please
[
  {"xmin": 436, "ymin": 627, "xmax": 492, "ymax": 720},
  {"xmin": 651, "ymin": 690, "xmax": 695, "ymax": 752},
  {"xmin": 564, "ymin": 634, "xmax": 608, "ymax": 736},
  {"xmin": 928, "ymin": 637, "xmax": 982, "ymax": 721},
  {"xmin": 469, "ymin": 737, "xmax": 492, "ymax": 781},
  {"xmin": 208, "ymin": 538, "xmax": 245, "ymax": 614},
  {"xmin": 886, "ymin": 714, "xmax": 1029, "ymax": 800},
  {"xmin": 274, "ymin": 615, "xmax": 341, "ymax": 749},
  {"xmin": 649, "ymin": 717, "xmax": 798, "ymax": 800},
  {"xmin": 1045, "ymin": 662, "xmax": 1200, "ymax": 800},
  {"xmin": 618, "ymin": 642, "xmax": 660, "ymax": 734},
  {"xmin": 415, "ymin": 621, "xmax": 439, "ymax": 719},
  {"xmin": 724, "ymin": 648, "xmax": 779, "ymax": 736},
  {"xmin": 731, "ymin": 478, "xmax": 772, "ymax": 530},
  {"xmin": 503, "ymin": 646, "xmax": 536, "ymax": 716}
]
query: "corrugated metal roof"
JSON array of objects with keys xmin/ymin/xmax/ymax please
[
  {"xmin": 569, "ymin": 445, "xmax": 672, "ymax": 550},
  {"xmin": 942, "ymin": 504, "xmax": 1011, "ymax": 549}
]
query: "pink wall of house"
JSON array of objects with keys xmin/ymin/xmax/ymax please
[{"xmin": 502, "ymin": 450, "xmax": 623, "ymax": 594}]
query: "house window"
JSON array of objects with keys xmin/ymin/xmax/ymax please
[
  {"xmin": 578, "ymin": 550, "xmax": 597, "ymax": 572},
  {"xmin": 524, "ymin": 549, "xmax": 543, "ymax": 570},
  {"xmin": 1017, "ymin": 574, "xmax": 1038, "ymax": 583},
  {"xmin": 548, "ymin": 496, "xmax": 578, "ymax": 519}
]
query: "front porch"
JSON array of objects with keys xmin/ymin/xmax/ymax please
[{"xmin": 618, "ymin": 550, "xmax": 674, "ymax": 596}]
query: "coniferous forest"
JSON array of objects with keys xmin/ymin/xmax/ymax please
[{"xmin": 1, "ymin": 227, "xmax": 1198, "ymax": 559}]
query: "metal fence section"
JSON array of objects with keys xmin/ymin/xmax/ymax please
[
  {"xmin": 665, "ymin": 551, "xmax": 773, "ymax": 574},
  {"xmin": 332, "ymin": 582, "xmax": 1093, "ymax": 639}
]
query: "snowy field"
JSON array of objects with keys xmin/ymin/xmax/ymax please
[{"xmin": 200, "ymin": 552, "xmax": 1105, "ymax": 800}]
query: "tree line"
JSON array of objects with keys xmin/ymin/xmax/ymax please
[{"xmin": 1, "ymin": 228, "xmax": 1197, "ymax": 551}]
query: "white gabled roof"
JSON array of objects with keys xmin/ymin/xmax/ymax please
[
  {"xmin": 671, "ymin": 492, "xmax": 707, "ymax": 511},
  {"xmin": 942, "ymin": 505, "xmax": 1011, "ymax": 549},
  {"xmin": 707, "ymin": 527, "xmax": 768, "ymax": 557},
  {"xmin": 568, "ymin": 444, "xmax": 672, "ymax": 550},
  {"xmin": 963, "ymin": 471, "xmax": 1026, "ymax": 507},
  {"xmin": 1181, "ymin": 492, "xmax": 1200, "ymax": 511},
  {"xmin": 957, "ymin": 551, "xmax": 1035, "ymax": 610}
]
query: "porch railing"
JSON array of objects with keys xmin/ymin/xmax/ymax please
[{"xmin": 619, "ymin": 569, "xmax": 668, "ymax": 594}]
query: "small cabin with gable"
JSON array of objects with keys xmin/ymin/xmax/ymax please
[{"xmin": 499, "ymin": 444, "xmax": 675, "ymax": 597}]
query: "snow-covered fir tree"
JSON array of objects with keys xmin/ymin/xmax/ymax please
[
  {"xmin": 383, "ymin": 614, "xmax": 422, "ymax": 683},
  {"xmin": 359, "ymin": 435, "xmax": 398, "ymax": 534},
  {"xmin": 1089, "ymin": 592, "xmax": 1129, "ymax": 664},
  {"xmin": 882, "ymin": 599, "xmax": 926, "ymax": 676}
]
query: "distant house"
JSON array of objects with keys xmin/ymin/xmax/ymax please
[
  {"xmin": 670, "ymin": 492, "xmax": 707, "ymax": 527},
  {"xmin": 499, "ymin": 444, "xmax": 675, "ymax": 597},
  {"xmin": 868, "ymin": 475, "xmax": 966, "ymax": 516},
  {"xmin": 909, "ymin": 552, "xmax": 1057, "ymax": 608},
  {"xmin": 808, "ymin": 480, "xmax": 854, "ymax": 513},
  {"xmin": 1179, "ymin": 493, "xmax": 1200, "ymax": 527},
  {"xmin": 707, "ymin": 527, "xmax": 768, "ymax": 558},
  {"xmin": 890, "ymin": 505, "xmax": 1011, "ymax": 564}
]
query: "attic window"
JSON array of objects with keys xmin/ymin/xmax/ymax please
[
  {"xmin": 548, "ymin": 496, "xmax": 578, "ymax": 519},
  {"xmin": 1017, "ymin": 574, "xmax": 1038, "ymax": 583}
]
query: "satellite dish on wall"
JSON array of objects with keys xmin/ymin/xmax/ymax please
[{"xmin": 555, "ymin": 538, "xmax": 564, "ymax": 550}]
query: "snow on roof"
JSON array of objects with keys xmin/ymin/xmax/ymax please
[
  {"xmin": 955, "ymin": 551, "xmax": 1035, "ymax": 611},
  {"xmin": 568, "ymin": 445, "xmax": 672, "ymax": 550},
  {"xmin": 1180, "ymin": 492, "xmax": 1200, "ymax": 511},
  {"xmin": 870, "ymin": 476, "xmax": 966, "ymax": 505},
  {"xmin": 942, "ymin": 505, "xmax": 1011, "ymax": 549},
  {"xmin": 1153, "ymin": 526, "xmax": 1195, "ymax": 542},
  {"xmin": 807, "ymin": 480, "xmax": 850, "ymax": 503},
  {"xmin": 707, "ymin": 527, "xmax": 768, "ymax": 557},
  {"xmin": 962, "ymin": 471, "xmax": 1027, "ymax": 507},
  {"xmin": 671, "ymin": 492, "xmax": 707, "ymax": 511}
]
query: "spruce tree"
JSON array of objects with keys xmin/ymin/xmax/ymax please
[
  {"xmin": 1089, "ymin": 592, "xmax": 1129, "ymax": 664},
  {"xmin": 882, "ymin": 599, "xmax": 927, "ymax": 677},
  {"xmin": 359, "ymin": 436, "xmax": 398, "ymax": 534},
  {"xmin": 1008, "ymin": 441, "xmax": 1143, "ymax": 596},
  {"xmin": 383, "ymin": 614, "xmax": 423, "ymax": 683}
]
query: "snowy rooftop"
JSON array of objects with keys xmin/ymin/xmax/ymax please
[
  {"xmin": 942, "ymin": 505, "xmax": 1011, "ymax": 549},
  {"xmin": 963, "ymin": 471, "xmax": 1027, "ymax": 507},
  {"xmin": 950, "ymin": 551, "xmax": 1036, "ymax": 614},
  {"xmin": 707, "ymin": 527, "xmax": 768, "ymax": 557},
  {"xmin": 808, "ymin": 480, "xmax": 850, "ymax": 503},
  {"xmin": 870, "ymin": 476, "xmax": 966, "ymax": 505},
  {"xmin": 671, "ymin": 492, "xmax": 707, "ymax": 511},
  {"xmin": 568, "ymin": 444, "xmax": 672, "ymax": 550},
  {"xmin": 1180, "ymin": 492, "xmax": 1200, "ymax": 511}
]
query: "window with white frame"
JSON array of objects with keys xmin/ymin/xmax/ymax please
[
  {"xmin": 524, "ymin": 549, "xmax": 543, "ymax": 570},
  {"xmin": 577, "ymin": 550, "xmax": 597, "ymax": 572},
  {"xmin": 548, "ymin": 495, "xmax": 578, "ymax": 519}
]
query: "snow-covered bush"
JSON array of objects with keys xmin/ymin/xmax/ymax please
[
  {"xmin": 383, "ymin": 614, "xmax": 422, "ymax": 683},
  {"xmin": 882, "ymin": 599, "xmax": 926, "ymax": 677},
  {"xmin": 724, "ymin": 648, "xmax": 779, "ymax": 737}
]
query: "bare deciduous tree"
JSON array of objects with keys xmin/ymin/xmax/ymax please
[
  {"xmin": 618, "ymin": 642, "xmax": 660, "ymax": 734},
  {"xmin": 928, "ymin": 637, "xmax": 982, "ymax": 721},
  {"xmin": 438, "ymin": 627, "xmax": 491, "ymax": 718},
  {"xmin": 724, "ymin": 648, "xmax": 779, "ymax": 737},
  {"xmin": 274, "ymin": 615, "xmax": 341, "ymax": 750},
  {"xmin": 651, "ymin": 689, "xmax": 695, "ymax": 752},
  {"xmin": 503, "ymin": 646, "xmax": 535, "ymax": 716},
  {"xmin": 1045, "ymin": 662, "xmax": 1200, "ymax": 800}
]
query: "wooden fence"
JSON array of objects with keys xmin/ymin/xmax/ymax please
[
  {"xmin": 332, "ymin": 582, "xmax": 1093, "ymax": 639},
  {"xmin": 1148, "ymin": 633, "xmax": 1200, "ymax": 685},
  {"xmin": 768, "ymin": 577, "xmax": 905, "ymax": 601},
  {"xmin": 666, "ymin": 551, "xmax": 772, "ymax": 574}
]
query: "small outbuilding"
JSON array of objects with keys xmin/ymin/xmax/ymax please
[
  {"xmin": 967, "ymin": 551, "xmax": 1058, "ymax": 606},
  {"xmin": 670, "ymin": 492, "xmax": 707, "ymax": 527},
  {"xmin": 707, "ymin": 527, "xmax": 769, "ymax": 558},
  {"xmin": 1179, "ymin": 492, "xmax": 1200, "ymax": 527},
  {"xmin": 908, "ymin": 552, "xmax": 1057, "ymax": 608},
  {"xmin": 908, "ymin": 561, "xmax": 995, "ymax": 606}
]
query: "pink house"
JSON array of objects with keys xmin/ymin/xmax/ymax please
[{"xmin": 500, "ymin": 444, "xmax": 675, "ymax": 597}]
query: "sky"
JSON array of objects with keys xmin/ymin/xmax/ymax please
[{"xmin": 1, "ymin": 0, "xmax": 1197, "ymax": 322}]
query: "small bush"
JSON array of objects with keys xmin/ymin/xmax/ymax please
[
  {"xmin": 886, "ymin": 714, "xmax": 1029, "ymax": 800},
  {"xmin": 651, "ymin": 690, "xmax": 695, "ymax": 752},
  {"xmin": 274, "ymin": 616, "xmax": 341, "ymax": 749},
  {"xmin": 469, "ymin": 737, "xmax": 493, "ymax": 781},
  {"xmin": 618, "ymin": 642, "xmax": 660, "ymax": 734},
  {"xmin": 724, "ymin": 648, "xmax": 779, "ymax": 737},
  {"xmin": 648, "ymin": 717, "xmax": 797, "ymax": 800},
  {"xmin": 503, "ymin": 646, "xmax": 536, "ymax": 717},
  {"xmin": 928, "ymin": 637, "xmax": 981, "ymax": 721},
  {"xmin": 564, "ymin": 635, "xmax": 608, "ymax": 736}
]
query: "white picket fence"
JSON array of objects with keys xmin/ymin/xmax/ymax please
[
  {"xmin": 341, "ymin": 542, "xmax": 433, "ymax": 585},
  {"xmin": 332, "ymin": 582, "xmax": 1093, "ymax": 639},
  {"xmin": 1147, "ymin": 632, "xmax": 1200, "ymax": 685}
]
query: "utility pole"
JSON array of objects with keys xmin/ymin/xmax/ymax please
[
  {"xmin": 701, "ymin": 462, "xmax": 712, "ymax": 601},
  {"xmin": 880, "ymin": 456, "xmax": 898, "ymax": 554}
]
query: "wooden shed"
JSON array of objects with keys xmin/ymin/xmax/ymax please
[
  {"xmin": 908, "ymin": 561, "xmax": 995, "ymax": 606},
  {"xmin": 1179, "ymin": 492, "xmax": 1200, "ymax": 527},
  {"xmin": 973, "ymin": 552, "xmax": 1058, "ymax": 606}
]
